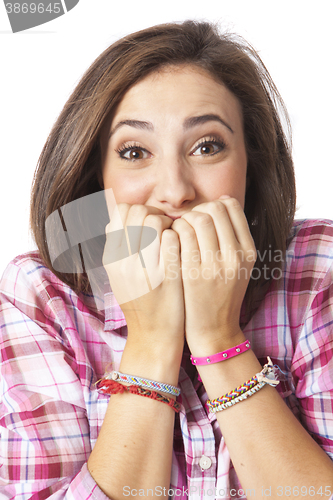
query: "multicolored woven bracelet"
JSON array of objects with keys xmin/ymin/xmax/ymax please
[
  {"xmin": 207, "ymin": 375, "xmax": 259, "ymax": 408},
  {"xmin": 208, "ymin": 382, "xmax": 266, "ymax": 413},
  {"xmin": 206, "ymin": 357, "xmax": 280, "ymax": 413},
  {"xmin": 104, "ymin": 371, "xmax": 181, "ymax": 396},
  {"xmin": 96, "ymin": 378, "xmax": 181, "ymax": 413}
]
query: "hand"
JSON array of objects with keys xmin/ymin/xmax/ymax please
[
  {"xmin": 171, "ymin": 196, "xmax": 256, "ymax": 354},
  {"xmin": 103, "ymin": 203, "xmax": 185, "ymax": 358}
]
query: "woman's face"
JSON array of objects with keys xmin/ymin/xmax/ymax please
[{"xmin": 102, "ymin": 65, "xmax": 247, "ymax": 218}]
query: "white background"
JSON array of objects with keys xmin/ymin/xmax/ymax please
[{"xmin": 0, "ymin": 0, "xmax": 332, "ymax": 277}]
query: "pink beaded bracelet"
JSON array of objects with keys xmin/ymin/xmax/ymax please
[{"xmin": 190, "ymin": 340, "xmax": 251, "ymax": 366}]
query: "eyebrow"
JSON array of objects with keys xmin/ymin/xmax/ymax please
[
  {"xmin": 109, "ymin": 120, "xmax": 153, "ymax": 137},
  {"xmin": 109, "ymin": 113, "xmax": 234, "ymax": 138},
  {"xmin": 183, "ymin": 114, "xmax": 234, "ymax": 134}
]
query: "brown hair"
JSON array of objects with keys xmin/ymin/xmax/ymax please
[{"xmin": 30, "ymin": 20, "xmax": 296, "ymax": 317}]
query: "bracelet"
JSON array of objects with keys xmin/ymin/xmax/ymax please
[
  {"xmin": 190, "ymin": 340, "xmax": 251, "ymax": 365},
  {"xmin": 104, "ymin": 371, "xmax": 181, "ymax": 396},
  {"xmin": 96, "ymin": 379, "xmax": 181, "ymax": 413},
  {"xmin": 208, "ymin": 382, "xmax": 266, "ymax": 413},
  {"xmin": 207, "ymin": 375, "xmax": 259, "ymax": 408},
  {"xmin": 206, "ymin": 357, "xmax": 279, "ymax": 413}
]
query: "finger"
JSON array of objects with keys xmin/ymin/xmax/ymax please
[
  {"xmin": 125, "ymin": 205, "xmax": 173, "ymax": 254},
  {"xmin": 191, "ymin": 201, "xmax": 238, "ymax": 250},
  {"xmin": 171, "ymin": 217, "xmax": 200, "ymax": 266},
  {"xmin": 179, "ymin": 211, "xmax": 220, "ymax": 264},
  {"xmin": 103, "ymin": 203, "xmax": 131, "ymax": 270},
  {"xmin": 143, "ymin": 214, "xmax": 174, "ymax": 234},
  {"xmin": 160, "ymin": 229, "xmax": 182, "ymax": 281},
  {"xmin": 217, "ymin": 197, "xmax": 255, "ymax": 251},
  {"xmin": 125, "ymin": 204, "xmax": 172, "ymax": 227},
  {"xmin": 105, "ymin": 203, "xmax": 144, "ymax": 263},
  {"xmin": 139, "ymin": 217, "xmax": 178, "ymax": 292},
  {"xmin": 143, "ymin": 214, "xmax": 175, "ymax": 267},
  {"xmin": 104, "ymin": 188, "xmax": 127, "ymax": 228},
  {"xmin": 105, "ymin": 200, "xmax": 166, "ymax": 233}
]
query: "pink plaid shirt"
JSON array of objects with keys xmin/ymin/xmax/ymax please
[{"xmin": 1, "ymin": 219, "xmax": 333, "ymax": 499}]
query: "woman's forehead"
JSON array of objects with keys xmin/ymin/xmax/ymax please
[{"xmin": 111, "ymin": 64, "xmax": 243, "ymax": 132}]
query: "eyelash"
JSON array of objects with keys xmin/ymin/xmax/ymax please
[
  {"xmin": 115, "ymin": 142, "xmax": 150, "ymax": 161},
  {"xmin": 191, "ymin": 136, "xmax": 227, "ymax": 156},
  {"xmin": 115, "ymin": 135, "xmax": 227, "ymax": 161}
]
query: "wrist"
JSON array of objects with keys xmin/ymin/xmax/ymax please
[
  {"xmin": 196, "ymin": 348, "xmax": 263, "ymax": 401},
  {"xmin": 187, "ymin": 327, "xmax": 246, "ymax": 358},
  {"xmin": 120, "ymin": 339, "xmax": 183, "ymax": 387},
  {"xmin": 190, "ymin": 339, "xmax": 251, "ymax": 366}
]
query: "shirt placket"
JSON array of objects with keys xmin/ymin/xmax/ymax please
[{"xmin": 178, "ymin": 367, "xmax": 217, "ymax": 500}]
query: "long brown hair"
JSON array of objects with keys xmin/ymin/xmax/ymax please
[{"xmin": 30, "ymin": 20, "xmax": 296, "ymax": 317}]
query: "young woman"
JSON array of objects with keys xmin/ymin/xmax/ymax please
[{"xmin": 0, "ymin": 21, "xmax": 332, "ymax": 499}]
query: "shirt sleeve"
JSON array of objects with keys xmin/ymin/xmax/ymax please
[
  {"xmin": 0, "ymin": 259, "xmax": 110, "ymax": 499},
  {"xmin": 291, "ymin": 260, "xmax": 333, "ymax": 461}
]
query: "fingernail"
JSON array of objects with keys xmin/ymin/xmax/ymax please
[{"xmin": 219, "ymin": 195, "xmax": 231, "ymax": 199}]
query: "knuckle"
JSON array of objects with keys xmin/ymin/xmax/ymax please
[
  {"xmin": 228, "ymin": 197, "xmax": 242, "ymax": 210},
  {"xmin": 172, "ymin": 218, "xmax": 195, "ymax": 238},
  {"xmin": 110, "ymin": 203, "xmax": 129, "ymax": 223},
  {"xmin": 162, "ymin": 229, "xmax": 180, "ymax": 248},
  {"xmin": 115, "ymin": 203, "xmax": 130, "ymax": 217},
  {"xmin": 130, "ymin": 204, "xmax": 148, "ymax": 216},
  {"xmin": 144, "ymin": 214, "xmax": 163, "ymax": 229},
  {"xmin": 208, "ymin": 201, "xmax": 225, "ymax": 213},
  {"xmin": 170, "ymin": 217, "xmax": 184, "ymax": 229},
  {"xmin": 163, "ymin": 228, "xmax": 177, "ymax": 240},
  {"xmin": 195, "ymin": 213, "xmax": 212, "ymax": 226},
  {"xmin": 183, "ymin": 228, "xmax": 195, "ymax": 238}
]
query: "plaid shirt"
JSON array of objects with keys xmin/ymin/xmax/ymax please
[{"xmin": 1, "ymin": 219, "xmax": 333, "ymax": 499}]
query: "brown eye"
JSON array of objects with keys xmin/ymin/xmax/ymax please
[
  {"xmin": 126, "ymin": 148, "xmax": 144, "ymax": 160},
  {"xmin": 199, "ymin": 144, "xmax": 215, "ymax": 155},
  {"xmin": 116, "ymin": 146, "xmax": 151, "ymax": 161},
  {"xmin": 191, "ymin": 139, "xmax": 226, "ymax": 156}
]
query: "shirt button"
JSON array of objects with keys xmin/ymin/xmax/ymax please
[{"xmin": 199, "ymin": 455, "xmax": 212, "ymax": 470}]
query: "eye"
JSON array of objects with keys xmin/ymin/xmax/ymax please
[
  {"xmin": 191, "ymin": 137, "xmax": 226, "ymax": 157},
  {"xmin": 115, "ymin": 144, "xmax": 151, "ymax": 161}
]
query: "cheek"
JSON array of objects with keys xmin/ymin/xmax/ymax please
[
  {"xmin": 103, "ymin": 171, "xmax": 151, "ymax": 205},
  {"xmin": 204, "ymin": 163, "xmax": 247, "ymax": 208},
  {"xmin": 102, "ymin": 146, "xmax": 151, "ymax": 204}
]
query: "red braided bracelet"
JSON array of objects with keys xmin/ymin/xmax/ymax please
[{"xmin": 96, "ymin": 379, "xmax": 181, "ymax": 413}]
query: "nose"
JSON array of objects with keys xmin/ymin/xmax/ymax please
[{"xmin": 153, "ymin": 155, "xmax": 196, "ymax": 209}]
